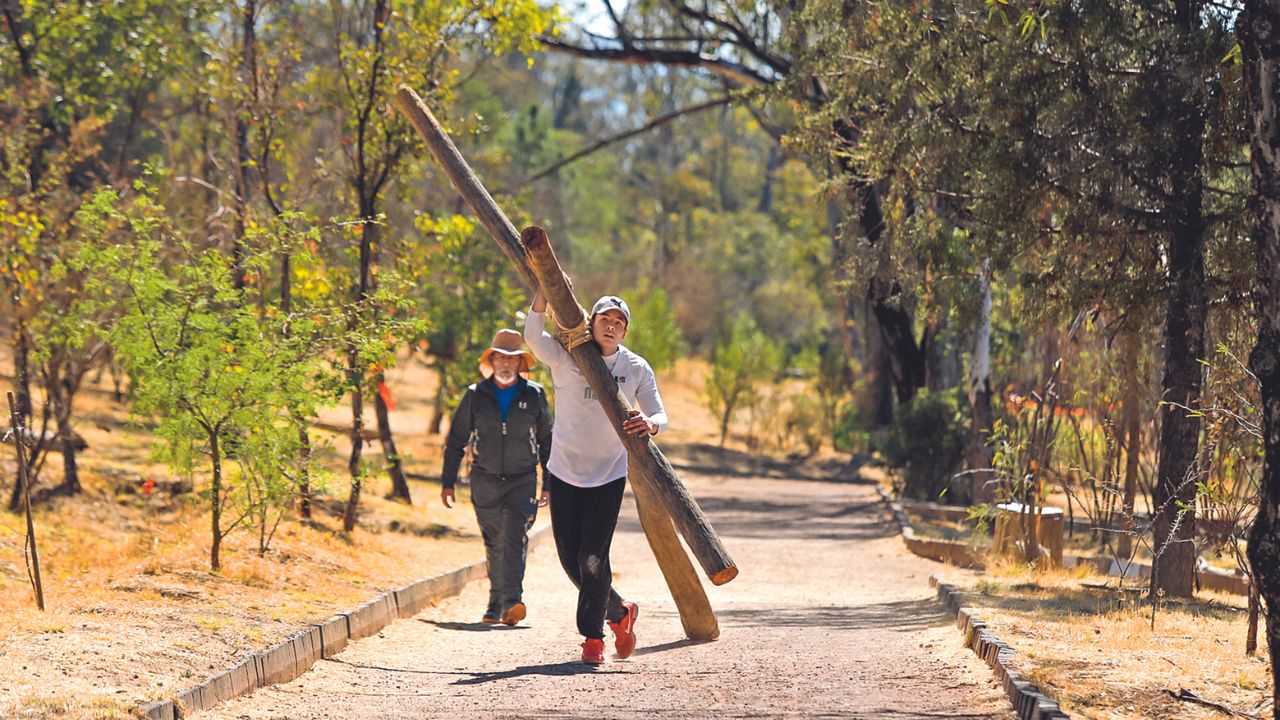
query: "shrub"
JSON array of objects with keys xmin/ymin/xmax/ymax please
[
  {"xmin": 623, "ymin": 285, "xmax": 684, "ymax": 372},
  {"xmin": 875, "ymin": 388, "xmax": 968, "ymax": 502},
  {"xmin": 704, "ymin": 313, "xmax": 782, "ymax": 446}
]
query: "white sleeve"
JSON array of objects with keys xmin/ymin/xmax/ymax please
[
  {"xmin": 636, "ymin": 362, "xmax": 669, "ymax": 434},
  {"xmin": 524, "ymin": 309, "xmax": 571, "ymax": 370}
]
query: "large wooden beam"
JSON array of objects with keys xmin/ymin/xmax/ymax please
[
  {"xmin": 391, "ymin": 87, "xmax": 537, "ymax": 292},
  {"xmin": 629, "ymin": 457, "xmax": 720, "ymax": 640},
  {"xmin": 393, "ymin": 84, "xmax": 737, "ymax": 587}
]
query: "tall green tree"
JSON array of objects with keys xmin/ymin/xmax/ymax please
[
  {"xmin": 76, "ymin": 186, "xmax": 332, "ymax": 571},
  {"xmin": 1241, "ymin": 0, "xmax": 1280, "ymax": 713},
  {"xmin": 297, "ymin": 0, "xmax": 553, "ymax": 528},
  {"xmin": 792, "ymin": 1, "xmax": 1246, "ymax": 598},
  {"xmin": 0, "ymin": 0, "xmax": 207, "ymax": 502}
]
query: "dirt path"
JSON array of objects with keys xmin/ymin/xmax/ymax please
[{"xmin": 202, "ymin": 455, "xmax": 1012, "ymax": 720}]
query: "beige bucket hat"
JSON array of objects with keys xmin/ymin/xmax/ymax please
[{"xmin": 478, "ymin": 328, "xmax": 536, "ymax": 379}]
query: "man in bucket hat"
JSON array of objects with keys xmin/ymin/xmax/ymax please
[
  {"xmin": 524, "ymin": 291, "xmax": 668, "ymax": 664},
  {"xmin": 441, "ymin": 329, "xmax": 553, "ymax": 625}
]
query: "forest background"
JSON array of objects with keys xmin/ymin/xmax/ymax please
[{"xmin": 6, "ymin": 0, "xmax": 1280, "ymax": 717}]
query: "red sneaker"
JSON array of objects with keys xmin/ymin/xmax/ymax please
[
  {"xmin": 608, "ymin": 601, "xmax": 639, "ymax": 659},
  {"xmin": 581, "ymin": 637, "xmax": 606, "ymax": 665}
]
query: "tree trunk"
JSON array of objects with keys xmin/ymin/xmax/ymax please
[
  {"xmin": 858, "ymin": 177, "xmax": 925, "ymax": 409},
  {"xmin": 966, "ymin": 258, "xmax": 995, "ymax": 505},
  {"xmin": 861, "ymin": 298, "xmax": 896, "ymax": 428},
  {"xmin": 342, "ymin": 220, "xmax": 371, "ymax": 532},
  {"xmin": 230, "ymin": 0, "xmax": 256, "ymax": 294},
  {"xmin": 209, "ymin": 430, "xmax": 223, "ymax": 571},
  {"xmin": 13, "ymin": 327, "xmax": 32, "ymax": 423},
  {"xmin": 8, "ymin": 328, "xmax": 33, "ymax": 512},
  {"xmin": 295, "ymin": 413, "xmax": 312, "ymax": 519},
  {"xmin": 375, "ymin": 370, "xmax": 412, "ymax": 502},
  {"xmin": 429, "ymin": 370, "xmax": 447, "ymax": 435},
  {"xmin": 1241, "ymin": 1, "xmax": 1280, "ymax": 713},
  {"xmin": 343, "ymin": 347, "xmax": 365, "ymax": 533},
  {"xmin": 52, "ymin": 360, "xmax": 79, "ymax": 495},
  {"xmin": 1118, "ymin": 328, "xmax": 1143, "ymax": 559},
  {"xmin": 1151, "ymin": 23, "xmax": 1210, "ymax": 600},
  {"xmin": 342, "ymin": 177, "xmax": 377, "ymax": 532}
]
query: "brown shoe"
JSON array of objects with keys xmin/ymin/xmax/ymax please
[{"xmin": 501, "ymin": 602, "xmax": 526, "ymax": 626}]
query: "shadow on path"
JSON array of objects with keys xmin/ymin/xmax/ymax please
[
  {"xmin": 451, "ymin": 661, "xmax": 634, "ymax": 686},
  {"xmin": 662, "ymin": 441, "xmax": 872, "ymax": 485},
  {"xmin": 417, "ymin": 619, "xmax": 528, "ymax": 632},
  {"xmin": 631, "ymin": 638, "xmax": 708, "ymax": 657},
  {"xmin": 618, "ymin": 496, "xmax": 896, "ymax": 542},
  {"xmin": 321, "ymin": 657, "xmax": 624, "ymax": 684},
  {"xmin": 716, "ymin": 598, "xmax": 951, "ymax": 633}
]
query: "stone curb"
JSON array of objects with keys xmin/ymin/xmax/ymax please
[
  {"xmin": 873, "ymin": 487, "xmax": 1069, "ymax": 718},
  {"xmin": 876, "ymin": 486, "xmax": 984, "ymax": 569},
  {"xmin": 876, "ymin": 488, "xmax": 1249, "ymax": 595},
  {"xmin": 929, "ymin": 575, "xmax": 1071, "ymax": 720},
  {"xmin": 137, "ymin": 523, "xmax": 552, "ymax": 720}
]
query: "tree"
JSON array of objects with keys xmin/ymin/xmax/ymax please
[
  {"xmin": 704, "ymin": 313, "xmax": 782, "ymax": 446},
  {"xmin": 1240, "ymin": 0, "xmax": 1280, "ymax": 714},
  {"xmin": 0, "ymin": 0, "xmax": 205, "ymax": 503},
  {"xmin": 76, "ymin": 186, "xmax": 332, "ymax": 571},
  {"xmin": 792, "ymin": 1, "xmax": 1245, "ymax": 598},
  {"xmin": 300, "ymin": 0, "xmax": 554, "ymax": 527}
]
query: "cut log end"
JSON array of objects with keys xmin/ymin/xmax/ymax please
[
  {"xmin": 710, "ymin": 566, "xmax": 739, "ymax": 586},
  {"xmin": 521, "ymin": 225, "xmax": 548, "ymax": 251},
  {"xmin": 689, "ymin": 625, "xmax": 721, "ymax": 642}
]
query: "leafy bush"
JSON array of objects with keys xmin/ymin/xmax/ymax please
[
  {"xmin": 875, "ymin": 388, "xmax": 969, "ymax": 502},
  {"xmin": 704, "ymin": 313, "xmax": 782, "ymax": 446},
  {"xmin": 623, "ymin": 285, "xmax": 684, "ymax": 372},
  {"xmin": 833, "ymin": 403, "xmax": 870, "ymax": 454}
]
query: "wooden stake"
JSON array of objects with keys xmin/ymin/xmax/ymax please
[
  {"xmin": 630, "ymin": 458, "xmax": 720, "ymax": 640},
  {"xmin": 393, "ymin": 84, "xmax": 737, "ymax": 586},
  {"xmin": 8, "ymin": 392, "xmax": 44, "ymax": 610}
]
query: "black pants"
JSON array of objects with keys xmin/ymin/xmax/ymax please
[
  {"xmin": 470, "ymin": 469, "xmax": 538, "ymax": 616},
  {"xmin": 548, "ymin": 473, "xmax": 627, "ymax": 639}
]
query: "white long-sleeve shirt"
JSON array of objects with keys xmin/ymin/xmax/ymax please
[{"xmin": 524, "ymin": 309, "xmax": 669, "ymax": 488}]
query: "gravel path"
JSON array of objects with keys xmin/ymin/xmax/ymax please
[{"xmin": 202, "ymin": 462, "xmax": 1013, "ymax": 719}]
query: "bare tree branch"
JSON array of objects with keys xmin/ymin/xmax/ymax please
[
  {"xmin": 539, "ymin": 36, "xmax": 774, "ymax": 87},
  {"xmin": 512, "ymin": 95, "xmax": 736, "ymax": 190}
]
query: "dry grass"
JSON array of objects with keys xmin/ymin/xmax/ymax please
[{"xmin": 942, "ymin": 561, "xmax": 1272, "ymax": 719}]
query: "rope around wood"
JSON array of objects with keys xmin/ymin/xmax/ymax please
[{"xmin": 548, "ymin": 306, "xmax": 593, "ymax": 351}]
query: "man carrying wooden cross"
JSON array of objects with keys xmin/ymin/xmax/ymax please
[{"xmin": 525, "ymin": 290, "xmax": 667, "ymax": 664}]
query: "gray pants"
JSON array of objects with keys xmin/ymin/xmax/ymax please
[{"xmin": 470, "ymin": 469, "xmax": 538, "ymax": 615}]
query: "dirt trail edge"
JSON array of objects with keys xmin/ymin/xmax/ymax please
[{"xmin": 202, "ymin": 452, "xmax": 1013, "ymax": 720}]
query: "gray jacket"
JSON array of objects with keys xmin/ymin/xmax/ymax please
[{"xmin": 441, "ymin": 378, "xmax": 552, "ymax": 490}]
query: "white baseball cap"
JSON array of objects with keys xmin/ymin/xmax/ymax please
[{"xmin": 591, "ymin": 295, "xmax": 631, "ymax": 324}]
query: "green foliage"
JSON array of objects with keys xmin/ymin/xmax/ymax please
[
  {"xmin": 74, "ymin": 186, "xmax": 338, "ymax": 569},
  {"xmin": 704, "ymin": 313, "xmax": 783, "ymax": 446},
  {"xmin": 233, "ymin": 420, "xmax": 327, "ymax": 557},
  {"xmin": 621, "ymin": 285, "xmax": 684, "ymax": 373},
  {"xmin": 875, "ymin": 388, "xmax": 969, "ymax": 502},
  {"xmin": 403, "ymin": 212, "xmax": 526, "ymax": 414}
]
